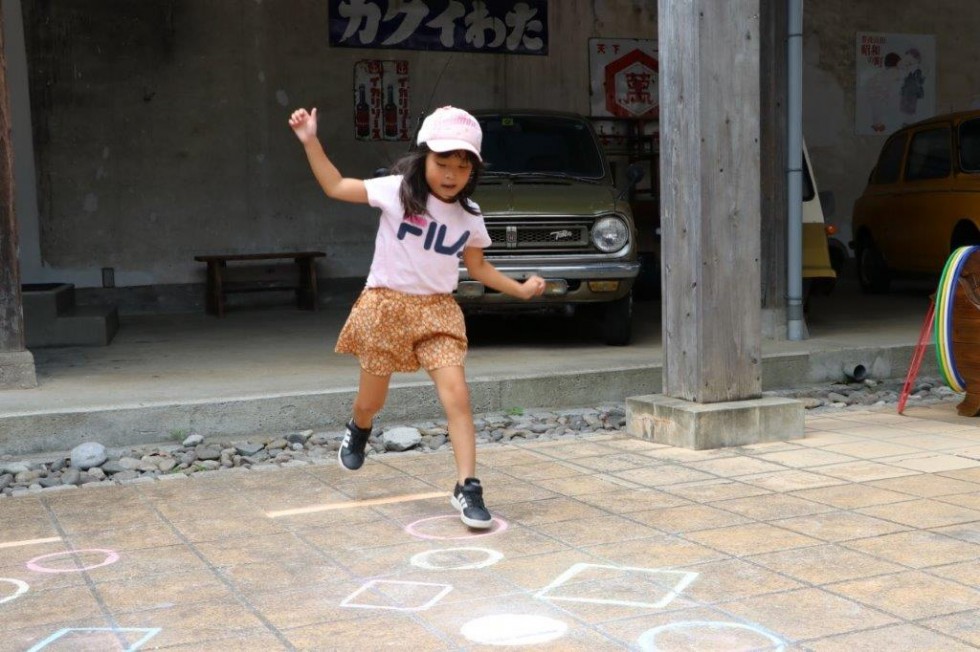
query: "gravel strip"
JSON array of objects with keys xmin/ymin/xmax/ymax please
[{"xmin": 0, "ymin": 375, "xmax": 962, "ymax": 497}]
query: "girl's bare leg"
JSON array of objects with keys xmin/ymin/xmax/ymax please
[
  {"xmin": 352, "ymin": 368, "xmax": 391, "ymax": 429},
  {"xmin": 428, "ymin": 365, "xmax": 476, "ymax": 483}
]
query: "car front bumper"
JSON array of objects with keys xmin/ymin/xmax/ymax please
[{"xmin": 454, "ymin": 260, "xmax": 640, "ymax": 304}]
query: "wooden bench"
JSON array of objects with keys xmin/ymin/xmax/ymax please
[{"xmin": 194, "ymin": 252, "xmax": 325, "ymax": 317}]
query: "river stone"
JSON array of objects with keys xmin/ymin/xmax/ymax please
[
  {"xmin": 61, "ymin": 469, "xmax": 82, "ymax": 486},
  {"xmin": 0, "ymin": 462, "xmax": 29, "ymax": 475},
  {"xmin": 195, "ymin": 446, "xmax": 222, "ymax": 461},
  {"xmin": 382, "ymin": 427, "xmax": 421, "ymax": 452},
  {"xmin": 70, "ymin": 442, "xmax": 108, "ymax": 470},
  {"xmin": 182, "ymin": 434, "xmax": 204, "ymax": 447},
  {"xmin": 101, "ymin": 461, "xmax": 126, "ymax": 475}
]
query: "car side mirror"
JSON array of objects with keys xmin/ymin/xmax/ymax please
[
  {"xmin": 626, "ymin": 163, "xmax": 645, "ymax": 185},
  {"xmin": 617, "ymin": 163, "xmax": 646, "ymax": 200},
  {"xmin": 818, "ymin": 190, "xmax": 836, "ymax": 219}
]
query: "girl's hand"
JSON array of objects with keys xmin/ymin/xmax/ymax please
[
  {"xmin": 518, "ymin": 275, "xmax": 547, "ymax": 300},
  {"xmin": 289, "ymin": 108, "xmax": 318, "ymax": 143}
]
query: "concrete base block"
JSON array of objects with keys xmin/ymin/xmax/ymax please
[
  {"xmin": 626, "ymin": 394, "xmax": 804, "ymax": 450},
  {"xmin": 0, "ymin": 350, "xmax": 38, "ymax": 389},
  {"xmin": 23, "ymin": 283, "xmax": 118, "ymax": 347}
]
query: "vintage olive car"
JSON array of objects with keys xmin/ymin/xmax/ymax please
[
  {"xmin": 456, "ymin": 110, "xmax": 643, "ymax": 345},
  {"xmin": 851, "ymin": 109, "xmax": 980, "ymax": 293}
]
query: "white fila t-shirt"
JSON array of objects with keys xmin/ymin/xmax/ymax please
[{"xmin": 362, "ymin": 175, "xmax": 492, "ymax": 295}]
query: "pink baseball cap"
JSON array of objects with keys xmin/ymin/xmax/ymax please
[{"xmin": 417, "ymin": 106, "xmax": 482, "ymax": 161}]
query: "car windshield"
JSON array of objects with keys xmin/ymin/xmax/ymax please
[
  {"xmin": 959, "ymin": 118, "xmax": 980, "ymax": 172},
  {"xmin": 478, "ymin": 115, "xmax": 606, "ymax": 179}
]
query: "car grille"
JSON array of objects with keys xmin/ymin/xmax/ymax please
[{"xmin": 486, "ymin": 222, "xmax": 591, "ymax": 252}]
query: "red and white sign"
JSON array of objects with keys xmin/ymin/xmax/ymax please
[
  {"xmin": 353, "ymin": 59, "xmax": 411, "ymax": 141},
  {"xmin": 589, "ymin": 38, "xmax": 659, "ymax": 119}
]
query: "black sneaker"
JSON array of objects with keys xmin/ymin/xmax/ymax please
[
  {"xmin": 451, "ymin": 478, "xmax": 493, "ymax": 529},
  {"xmin": 338, "ymin": 419, "xmax": 371, "ymax": 471}
]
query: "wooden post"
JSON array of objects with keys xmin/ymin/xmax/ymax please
[
  {"xmin": 0, "ymin": 12, "xmax": 38, "ymax": 389},
  {"xmin": 627, "ymin": 0, "xmax": 802, "ymax": 449},
  {"xmin": 659, "ymin": 0, "xmax": 763, "ymax": 403}
]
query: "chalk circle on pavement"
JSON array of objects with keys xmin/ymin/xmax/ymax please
[
  {"xmin": 410, "ymin": 547, "xmax": 503, "ymax": 570},
  {"xmin": 27, "ymin": 549, "xmax": 120, "ymax": 574},
  {"xmin": 461, "ymin": 614, "xmax": 568, "ymax": 646},
  {"xmin": 405, "ymin": 515, "xmax": 509, "ymax": 540},
  {"xmin": 0, "ymin": 578, "xmax": 29, "ymax": 605},
  {"xmin": 636, "ymin": 621, "xmax": 786, "ymax": 652}
]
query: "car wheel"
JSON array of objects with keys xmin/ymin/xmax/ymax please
[
  {"xmin": 633, "ymin": 253, "xmax": 661, "ymax": 300},
  {"xmin": 857, "ymin": 239, "xmax": 891, "ymax": 294},
  {"xmin": 827, "ymin": 237, "xmax": 848, "ymax": 278},
  {"xmin": 601, "ymin": 292, "xmax": 633, "ymax": 346},
  {"xmin": 951, "ymin": 222, "xmax": 980, "ymax": 250}
]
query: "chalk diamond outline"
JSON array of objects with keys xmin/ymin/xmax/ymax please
[
  {"xmin": 27, "ymin": 627, "xmax": 161, "ymax": 652},
  {"xmin": 341, "ymin": 579, "xmax": 453, "ymax": 611},
  {"xmin": 534, "ymin": 562, "xmax": 698, "ymax": 609}
]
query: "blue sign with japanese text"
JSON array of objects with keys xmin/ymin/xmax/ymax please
[{"xmin": 328, "ymin": 0, "xmax": 548, "ymax": 55}]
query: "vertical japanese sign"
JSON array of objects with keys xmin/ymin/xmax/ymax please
[
  {"xmin": 589, "ymin": 38, "xmax": 659, "ymax": 119},
  {"xmin": 855, "ymin": 32, "xmax": 935, "ymax": 135},
  {"xmin": 329, "ymin": 0, "xmax": 547, "ymax": 55},
  {"xmin": 353, "ymin": 60, "xmax": 410, "ymax": 141}
]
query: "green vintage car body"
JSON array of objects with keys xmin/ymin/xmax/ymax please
[{"xmin": 457, "ymin": 110, "xmax": 642, "ymax": 345}]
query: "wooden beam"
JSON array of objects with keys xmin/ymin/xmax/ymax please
[
  {"xmin": 659, "ymin": 0, "xmax": 762, "ymax": 403},
  {"xmin": 0, "ymin": 10, "xmax": 35, "ymax": 390},
  {"xmin": 0, "ymin": 9, "xmax": 27, "ymax": 353}
]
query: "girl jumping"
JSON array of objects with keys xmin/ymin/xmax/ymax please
[{"xmin": 289, "ymin": 105, "xmax": 545, "ymax": 528}]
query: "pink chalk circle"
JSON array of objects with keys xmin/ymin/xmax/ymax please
[
  {"xmin": 27, "ymin": 549, "xmax": 120, "ymax": 574},
  {"xmin": 405, "ymin": 515, "xmax": 509, "ymax": 540},
  {"xmin": 0, "ymin": 578, "xmax": 29, "ymax": 605}
]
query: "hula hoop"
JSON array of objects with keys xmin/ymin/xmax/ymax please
[{"xmin": 934, "ymin": 245, "xmax": 979, "ymax": 393}]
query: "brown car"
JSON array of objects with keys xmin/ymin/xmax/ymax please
[{"xmin": 851, "ymin": 110, "xmax": 980, "ymax": 293}]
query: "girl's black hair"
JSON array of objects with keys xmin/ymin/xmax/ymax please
[{"xmin": 390, "ymin": 144, "xmax": 484, "ymax": 220}]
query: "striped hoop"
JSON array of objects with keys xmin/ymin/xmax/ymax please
[{"xmin": 934, "ymin": 245, "xmax": 980, "ymax": 393}]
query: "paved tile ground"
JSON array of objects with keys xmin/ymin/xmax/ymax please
[{"xmin": 1, "ymin": 403, "xmax": 979, "ymax": 651}]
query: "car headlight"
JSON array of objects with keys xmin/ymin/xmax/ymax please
[{"xmin": 591, "ymin": 216, "xmax": 629, "ymax": 253}]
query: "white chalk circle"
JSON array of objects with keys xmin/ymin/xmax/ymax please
[
  {"xmin": 0, "ymin": 578, "xmax": 29, "ymax": 605},
  {"xmin": 27, "ymin": 549, "xmax": 120, "ymax": 574},
  {"xmin": 637, "ymin": 621, "xmax": 786, "ymax": 652},
  {"xmin": 461, "ymin": 614, "xmax": 568, "ymax": 646},
  {"xmin": 405, "ymin": 515, "xmax": 509, "ymax": 540},
  {"xmin": 411, "ymin": 547, "xmax": 503, "ymax": 570}
]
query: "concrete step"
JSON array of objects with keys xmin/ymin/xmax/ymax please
[
  {"xmin": 22, "ymin": 282, "xmax": 75, "ymax": 320},
  {"xmin": 22, "ymin": 283, "xmax": 119, "ymax": 347}
]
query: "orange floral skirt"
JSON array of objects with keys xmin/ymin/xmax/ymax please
[{"xmin": 336, "ymin": 287, "xmax": 468, "ymax": 376}]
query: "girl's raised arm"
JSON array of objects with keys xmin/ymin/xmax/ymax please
[{"xmin": 289, "ymin": 108, "xmax": 368, "ymax": 205}]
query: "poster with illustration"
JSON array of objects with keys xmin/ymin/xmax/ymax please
[{"xmin": 855, "ymin": 32, "xmax": 935, "ymax": 136}]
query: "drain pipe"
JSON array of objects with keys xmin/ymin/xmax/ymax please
[
  {"xmin": 786, "ymin": 0, "xmax": 806, "ymax": 340},
  {"xmin": 843, "ymin": 363, "xmax": 868, "ymax": 383}
]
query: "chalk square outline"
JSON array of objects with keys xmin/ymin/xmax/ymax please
[
  {"xmin": 533, "ymin": 562, "xmax": 698, "ymax": 609},
  {"xmin": 340, "ymin": 579, "xmax": 453, "ymax": 611},
  {"xmin": 27, "ymin": 627, "xmax": 161, "ymax": 652}
]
